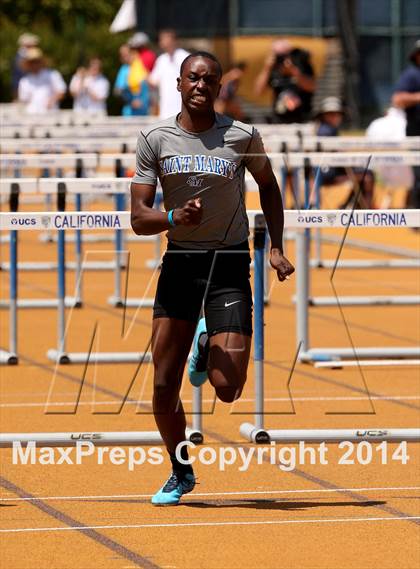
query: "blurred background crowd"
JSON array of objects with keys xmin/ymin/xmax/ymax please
[
  {"xmin": 0, "ymin": 0, "xmax": 418, "ymax": 127},
  {"xmin": 1, "ymin": 1, "xmax": 418, "ymax": 207}
]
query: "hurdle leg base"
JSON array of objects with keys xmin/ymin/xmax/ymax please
[
  {"xmin": 185, "ymin": 428, "xmax": 204, "ymax": 445},
  {"xmin": 0, "ymin": 351, "xmax": 18, "ymax": 365},
  {"xmin": 47, "ymin": 351, "xmax": 71, "ymax": 365},
  {"xmin": 240, "ymin": 422, "xmax": 270, "ymax": 443},
  {"xmin": 108, "ymin": 296, "xmax": 155, "ymax": 308},
  {"xmin": 107, "ymin": 296, "xmax": 125, "ymax": 308}
]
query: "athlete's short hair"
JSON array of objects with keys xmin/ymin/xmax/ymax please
[{"xmin": 180, "ymin": 51, "xmax": 223, "ymax": 78}]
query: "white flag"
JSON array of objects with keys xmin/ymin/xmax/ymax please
[{"xmin": 110, "ymin": 0, "xmax": 137, "ymax": 33}]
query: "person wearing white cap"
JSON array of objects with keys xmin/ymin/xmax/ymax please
[
  {"xmin": 127, "ymin": 32, "xmax": 156, "ymax": 72},
  {"xmin": 316, "ymin": 97, "xmax": 344, "ymax": 136},
  {"xmin": 12, "ymin": 33, "xmax": 40, "ymax": 98},
  {"xmin": 316, "ymin": 97, "xmax": 375, "ymax": 209},
  {"xmin": 148, "ymin": 29, "xmax": 189, "ymax": 119},
  {"xmin": 18, "ymin": 48, "xmax": 66, "ymax": 114}
]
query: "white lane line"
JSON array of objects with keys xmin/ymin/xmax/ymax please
[
  {"xmin": 1, "ymin": 395, "xmax": 419, "ymax": 408},
  {"xmin": 1, "ymin": 486, "xmax": 419, "ymax": 503},
  {"xmin": 1, "ymin": 516, "xmax": 419, "ymax": 533}
]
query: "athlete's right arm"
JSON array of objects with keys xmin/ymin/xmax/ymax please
[{"xmin": 130, "ymin": 183, "xmax": 203, "ymax": 235}]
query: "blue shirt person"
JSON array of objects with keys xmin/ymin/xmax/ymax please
[{"xmin": 392, "ymin": 40, "xmax": 420, "ymax": 208}]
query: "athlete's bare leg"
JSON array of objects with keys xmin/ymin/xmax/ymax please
[
  {"xmin": 208, "ymin": 332, "xmax": 252, "ymax": 402},
  {"xmin": 151, "ymin": 317, "xmax": 196, "ymax": 453}
]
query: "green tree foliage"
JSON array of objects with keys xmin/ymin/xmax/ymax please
[{"xmin": 0, "ymin": 1, "xmax": 135, "ymax": 113}]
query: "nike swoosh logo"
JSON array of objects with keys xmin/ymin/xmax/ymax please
[{"xmin": 224, "ymin": 300, "xmax": 241, "ymax": 308}]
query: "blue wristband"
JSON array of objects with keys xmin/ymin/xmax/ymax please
[{"xmin": 167, "ymin": 209, "xmax": 176, "ymax": 227}]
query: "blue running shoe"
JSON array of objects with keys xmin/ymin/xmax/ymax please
[
  {"xmin": 188, "ymin": 317, "xmax": 209, "ymax": 387},
  {"xmin": 151, "ymin": 471, "xmax": 196, "ymax": 506}
]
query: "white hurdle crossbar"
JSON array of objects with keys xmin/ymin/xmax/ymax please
[
  {"xmin": 0, "ymin": 209, "xmax": 260, "ymax": 366},
  {"xmin": 293, "ymin": 209, "xmax": 420, "ymax": 365},
  {"xmin": 0, "ymin": 179, "xmax": 79, "ymax": 313},
  {"xmin": 286, "ymin": 151, "xmax": 420, "ymax": 305},
  {"xmin": 240, "ymin": 214, "xmax": 420, "ymax": 444},
  {"xmin": 38, "ymin": 177, "xmax": 161, "ymax": 309},
  {"xmin": 296, "ymin": 150, "xmax": 420, "ymax": 271},
  {"xmin": 1, "ymin": 209, "xmax": 418, "ymax": 366},
  {"xmin": 0, "ymin": 428, "xmax": 204, "ymax": 448},
  {"xmin": 0, "ymin": 138, "xmax": 138, "ymax": 154},
  {"xmin": 0, "ymin": 152, "xmax": 98, "ymax": 171},
  {"xmin": 0, "ymin": 154, "xmax": 98, "ymax": 275}
]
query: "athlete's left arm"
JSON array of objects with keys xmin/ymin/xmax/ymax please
[{"xmin": 252, "ymin": 160, "xmax": 295, "ymax": 281}]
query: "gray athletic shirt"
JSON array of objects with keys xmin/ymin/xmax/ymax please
[{"xmin": 132, "ymin": 113, "xmax": 267, "ymax": 249}]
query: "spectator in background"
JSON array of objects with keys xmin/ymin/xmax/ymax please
[
  {"xmin": 70, "ymin": 57, "xmax": 110, "ymax": 114},
  {"xmin": 366, "ymin": 106, "xmax": 407, "ymax": 140},
  {"xmin": 114, "ymin": 42, "xmax": 150, "ymax": 116},
  {"xmin": 148, "ymin": 29, "xmax": 189, "ymax": 119},
  {"xmin": 215, "ymin": 62, "xmax": 247, "ymax": 121},
  {"xmin": 18, "ymin": 47, "xmax": 66, "ymax": 114},
  {"xmin": 366, "ymin": 107, "xmax": 413, "ymax": 204},
  {"xmin": 315, "ymin": 97, "xmax": 375, "ymax": 209},
  {"xmin": 255, "ymin": 39, "xmax": 315, "ymax": 124},
  {"xmin": 392, "ymin": 39, "xmax": 420, "ymax": 209},
  {"xmin": 114, "ymin": 44, "xmax": 131, "ymax": 114},
  {"xmin": 316, "ymin": 96, "xmax": 344, "ymax": 136},
  {"xmin": 128, "ymin": 32, "xmax": 156, "ymax": 72},
  {"xmin": 12, "ymin": 33, "xmax": 40, "ymax": 99}
]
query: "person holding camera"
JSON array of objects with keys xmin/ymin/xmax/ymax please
[
  {"xmin": 255, "ymin": 39, "xmax": 315, "ymax": 124},
  {"xmin": 70, "ymin": 57, "xmax": 110, "ymax": 114}
]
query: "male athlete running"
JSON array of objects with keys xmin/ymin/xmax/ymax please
[{"xmin": 131, "ymin": 51, "xmax": 294, "ymax": 505}]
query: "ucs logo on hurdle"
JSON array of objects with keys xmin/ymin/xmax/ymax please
[
  {"xmin": 297, "ymin": 215, "xmax": 323, "ymax": 223},
  {"xmin": 70, "ymin": 433, "xmax": 102, "ymax": 441},
  {"xmin": 11, "ymin": 217, "xmax": 36, "ymax": 226},
  {"xmin": 356, "ymin": 430, "xmax": 388, "ymax": 438}
]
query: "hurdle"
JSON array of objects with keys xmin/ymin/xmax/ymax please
[
  {"xmin": 240, "ymin": 213, "xmax": 420, "ymax": 444},
  {"xmin": 0, "ymin": 167, "xmax": 133, "ymax": 272},
  {"xmin": 261, "ymin": 135, "xmax": 420, "ymax": 153},
  {"xmin": 0, "ymin": 137, "xmax": 138, "ymax": 154},
  {"xmin": 1, "ymin": 126, "xmax": 32, "ymax": 138},
  {"xmin": 0, "ymin": 428, "xmax": 204, "ymax": 447},
  {"xmin": 0, "ymin": 154, "xmax": 98, "ymax": 273},
  {"xmin": 30, "ymin": 125, "xmax": 149, "ymax": 139},
  {"xmin": 0, "ymin": 208, "xmax": 260, "ymax": 366},
  {"xmin": 37, "ymin": 176, "xmax": 158, "ymax": 308},
  {"xmin": 0, "ymin": 196, "xmax": 204, "ymax": 440},
  {"xmin": 0, "ymin": 178, "xmax": 80, "ymax": 311},
  {"xmin": 99, "ymin": 153, "xmax": 163, "ymax": 276},
  {"xmin": 299, "ymin": 149, "xmax": 420, "ymax": 271},
  {"xmin": 295, "ymin": 209, "xmax": 420, "ymax": 365},
  {"xmin": 0, "ymin": 209, "xmax": 154, "ymax": 365},
  {"xmin": 286, "ymin": 152, "xmax": 420, "ymax": 307},
  {"xmin": 0, "ymin": 181, "xmax": 20, "ymax": 364}
]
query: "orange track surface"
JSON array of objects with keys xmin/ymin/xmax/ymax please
[{"xmin": 1, "ymin": 195, "xmax": 419, "ymax": 569}]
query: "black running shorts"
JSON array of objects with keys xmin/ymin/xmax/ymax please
[{"xmin": 153, "ymin": 240, "xmax": 253, "ymax": 337}]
